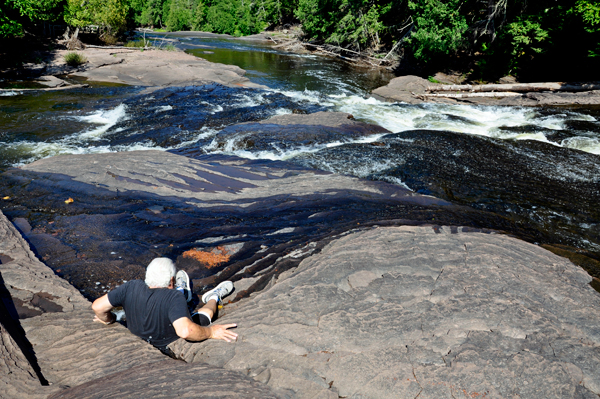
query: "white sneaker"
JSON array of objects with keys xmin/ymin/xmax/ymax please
[
  {"xmin": 175, "ymin": 270, "xmax": 192, "ymax": 302},
  {"xmin": 202, "ymin": 281, "xmax": 233, "ymax": 304}
]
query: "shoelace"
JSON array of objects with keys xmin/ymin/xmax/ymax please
[{"xmin": 214, "ymin": 288, "xmax": 223, "ymax": 299}]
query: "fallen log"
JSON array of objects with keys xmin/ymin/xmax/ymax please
[
  {"xmin": 304, "ymin": 43, "xmax": 386, "ymax": 64},
  {"xmin": 0, "ymin": 84, "xmax": 89, "ymax": 92},
  {"xmin": 427, "ymin": 82, "xmax": 600, "ymax": 93},
  {"xmin": 85, "ymin": 45, "xmax": 147, "ymax": 50},
  {"xmin": 423, "ymin": 92, "xmax": 523, "ymax": 98}
]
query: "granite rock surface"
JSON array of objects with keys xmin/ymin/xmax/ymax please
[
  {"xmin": 169, "ymin": 225, "xmax": 600, "ymax": 399},
  {"xmin": 47, "ymin": 48, "xmax": 266, "ymax": 88}
]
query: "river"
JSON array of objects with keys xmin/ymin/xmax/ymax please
[{"xmin": 1, "ymin": 32, "xmax": 599, "ymax": 279}]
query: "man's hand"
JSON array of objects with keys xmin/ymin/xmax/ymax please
[
  {"xmin": 93, "ymin": 314, "xmax": 115, "ymax": 325},
  {"xmin": 209, "ymin": 324, "xmax": 238, "ymax": 342}
]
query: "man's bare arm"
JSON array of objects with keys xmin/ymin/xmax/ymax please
[
  {"xmin": 92, "ymin": 294, "xmax": 116, "ymax": 325},
  {"xmin": 172, "ymin": 317, "xmax": 237, "ymax": 342}
]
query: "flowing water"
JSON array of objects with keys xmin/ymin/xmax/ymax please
[{"xmin": 1, "ymin": 33, "xmax": 600, "ymax": 269}]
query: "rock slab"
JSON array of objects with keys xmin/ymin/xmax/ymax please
[
  {"xmin": 48, "ymin": 48, "xmax": 265, "ymax": 88},
  {"xmin": 168, "ymin": 225, "xmax": 600, "ymax": 399}
]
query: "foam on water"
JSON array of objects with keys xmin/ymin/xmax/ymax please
[
  {"xmin": 0, "ymin": 138, "xmax": 165, "ymax": 166},
  {"xmin": 73, "ymin": 104, "xmax": 128, "ymax": 140},
  {"xmin": 155, "ymin": 105, "xmax": 173, "ymax": 112},
  {"xmin": 289, "ymin": 91, "xmax": 600, "ymax": 155},
  {"xmin": 562, "ymin": 137, "xmax": 600, "ymax": 155},
  {"xmin": 0, "ymin": 91, "xmax": 20, "ymax": 96}
]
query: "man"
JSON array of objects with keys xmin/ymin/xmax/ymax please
[{"xmin": 92, "ymin": 258, "xmax": 238, "ymax": 356}]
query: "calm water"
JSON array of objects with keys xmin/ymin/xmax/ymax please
[{"xmin": 1, "ymin": 33, "xmax": 599, "ymax": 262}]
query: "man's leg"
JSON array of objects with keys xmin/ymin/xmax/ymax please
[{"xmin": 192, "ymin": 281, "xmax": 234, "ymax": 325}]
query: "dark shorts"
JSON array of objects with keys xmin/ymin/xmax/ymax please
[
  {"xmin": 157, "ymin": 312, "xmax": 211, "ymax": 358},
  {"xmin": 191, "ymin": 311, "xmax": 211, "ymax": 326}
]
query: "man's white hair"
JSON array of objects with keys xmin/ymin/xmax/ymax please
[{"xmin": 145, "ymin": 258, "xmax": 176, "ymax": 288}]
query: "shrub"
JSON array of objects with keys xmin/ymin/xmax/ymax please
[
  {"xmin": 64, "ymin": 52, "xmax": 87, "ymax": 66},
  {"xmin": 161, "ymin": 43, "xmax": 177, "ymax": 51},
  {"xmin": 125, "ymin": 39, "xmax": 151, "ymax": 47}
]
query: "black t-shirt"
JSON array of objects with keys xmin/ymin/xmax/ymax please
[{"xmin": 107, "ymin": 280, "xmax": 190, "ymax": 348}]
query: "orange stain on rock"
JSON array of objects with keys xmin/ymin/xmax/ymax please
[{"xmin": 182, "ymin": 246, "xmax": 231, "ymax": 268}]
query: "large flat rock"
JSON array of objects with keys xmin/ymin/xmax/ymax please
[
  {"xmin": 168, "ymin": 225, "xmax": 600, "ymax": 398},
  {"xmin": 16, "ymin": 150, "xmax": 438, "ymax": 211},
  {"xmin": 47, "ymin": 48, "xmax": 265, "ymax": 88},
  {"xmin": 0, "ymin": 210, "xmax": 279, "ymax": 398}
]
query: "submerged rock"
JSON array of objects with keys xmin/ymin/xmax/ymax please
[
  {"xmin": 93, "ymin": 84, "xmax": 328, "ymax": 150},
  {"xmin": 168, "ymin": 225, "xmax": 600, "ymax": 398},
  {"xmin": 210, "ymin": 112, "xmax": 390, "ymax": 153}
]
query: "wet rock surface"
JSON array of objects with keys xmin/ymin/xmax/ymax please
[
  {"xmin": 0, "ymin": 210, "xmax": 279, "ymax": 399},
  {"xmin": 169, "ymin": 225, "xmax": 600, "ymax": 399},
  {"xmin": 372, "ymin": 75, "xmax": 600, "ymax": 106},
  {"xmin": 0, "ymin": 149, "xmax": 507, "ymax": 301},
  {"xmin": 209, "ymin": 112, "xmax": 390, "ymax": 154},
  {"xmin": 293, "ymin": 130, "xmax": 600, "ymax": 278}
]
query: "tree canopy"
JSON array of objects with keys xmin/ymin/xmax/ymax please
[{"xmin": 1, "ymin": 0, "xmax": 598, "ymax": 80}]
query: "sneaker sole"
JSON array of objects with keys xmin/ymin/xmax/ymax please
[
  {"xmin": 176, "ymin": 270, "xmax": 192, "ymax": 302},
  {"xmin": 202, "ymin": 281, "xmax": 233, "ymax": 304}
]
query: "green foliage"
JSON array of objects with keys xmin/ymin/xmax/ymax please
[
  {"xmin": 64, "ymin": 0, "xmax": 130, "ymax": 35},
  {"xmin": 160, "ymin": 43, "xmax": 177, "ymax": 50},
  {"xmin": 295, "ymin": 0, "xmax": 339, "ymax": 40},
  {"xmin": 575, "ymin": 0, "xmax": 600, "ymax": 30},
  {"xmin": 125, "ymin": 38, "xmax": 151, "ymax": 46},
  {"xmin": 502, "ymin": 17, "xmax": 548, "ymax": 71},
  {"xmin": 1, "ymin": 0, "xmax": 63, "ymax": 37},
  {"xmin": 575, "ymin": 0, "xmax": 600, "ymax": 56},
  {"xmin": 64, "ymin": 52, "xmax": 87, "ymax": 66},
  {"xmin": 406, "ymin": 0, "xmax": 468, "ymax": 61},
  {"xmin": 295, "ymin": 0, "xmax": 399, "ymax": 51},
  {"xmin": 165, "ymin": 0, "xmax": 193, "ymax": 30},
  {"xmin": 187, "ymin": 0, "xmax": 259, "ymax": 35}
]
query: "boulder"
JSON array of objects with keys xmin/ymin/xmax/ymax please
[
  {"xmin": 371, "ymin": 75, "xmax": 438, "ymax": 104},
  {"xmin": 168, "ymin": 225, "xmax": 600, "ymax": 399}
]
